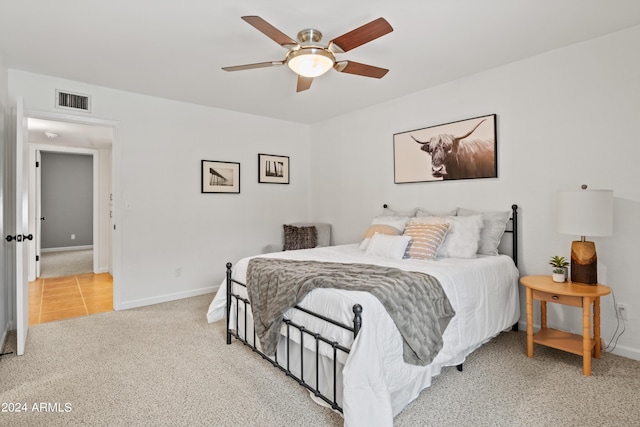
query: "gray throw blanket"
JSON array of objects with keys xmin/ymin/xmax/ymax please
[{"xmin": 246, "ymin": 258, "xmax": 456, "ymax": 366}]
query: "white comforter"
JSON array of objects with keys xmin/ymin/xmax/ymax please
[{"xmin": 207, "ymin": 244, "xmax": 520, "ymax": 427}]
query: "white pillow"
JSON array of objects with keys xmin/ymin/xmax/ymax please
[
  {"xmin": 457, "ymin": 208, "xmax": 510, "ymax": 256},
  {"xmin": 413, "ymin": 215, "xmax": 483, "ymax": 258},
  {"xmin": 382, "ymin": 206, "xmax": 417, "ymax": 217},
  {"xmin": 415, "ymin": 207, "xmax": 458, "ymax": 217},
  {"xmin": 359, "ymin": 215, "xmax": 410, "ymax": 250},
  {"xmin": 365, "ymin": 233, "xmax": 412, "ymax": 259}
]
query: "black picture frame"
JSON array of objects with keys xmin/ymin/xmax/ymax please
[
  {"xmin": 201, "ymin": 160, "xmax": 240, "ymax": 193},
  {"xmin": 258, "ymin": 153, "xmax": 289, "ymax": 184},
  {"xmin": 393, "ymin": 114, "xmax": 497, "ymax": 183}
]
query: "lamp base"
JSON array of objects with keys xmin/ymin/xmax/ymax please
[{"xmin": 570, "ymin": 240, "xmax": 598, "ymax": 285}]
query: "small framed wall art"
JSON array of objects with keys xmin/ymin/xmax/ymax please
[
  {"xmin": 201, "ymin": 160, "xmax": 240, "ymax": 193},
  {"xmin": 258, "ymin": 153, "xmax": 289, "ymax": 184},
  {"xmin": 393, "ymin": 114, "xmax": 497, "ymax": 183}
]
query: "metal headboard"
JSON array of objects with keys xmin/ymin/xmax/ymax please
[{"xmin": 381, "ymin": 203, "xmax": 519, "ymax": 267}]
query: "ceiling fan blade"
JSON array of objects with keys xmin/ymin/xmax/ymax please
[
  {"xmin": 222, "ymin": 60, "xmax": 285, "ymax": 72},
  {"xmin": 328, "ymin": 17, "xmax": 393, "ymax": 53},
  {"xmin": 296, "ymin": 76, "xmax": 313, "ymax": 92},
  {"xmin": 241, "ymin": 16, "xmax": 298, "ymax": 49},
  {"xmin": 334, "ymin": 61, "xmax": 389, "ymax": 79}
]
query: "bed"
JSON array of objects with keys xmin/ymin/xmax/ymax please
[{"xmin": 207, "ymin": 205, "xmax": 520, "ymax": 426}]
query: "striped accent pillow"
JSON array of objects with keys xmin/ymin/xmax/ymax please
[{"xmin": 403, "ymin": 222, "xmax": 450, "ymax": 260}]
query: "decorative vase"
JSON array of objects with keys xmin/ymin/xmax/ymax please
[{"xmin": 552, "ymin": 272, "xmax": 565, "ymax": 283}]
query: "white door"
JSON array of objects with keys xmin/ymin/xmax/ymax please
[
  {"xmin": 35, "ymin": 150, "xmax": 42, "ymax": 278},
  {"xmin": 15, "ymin": 97, "xmax": 30, "ymax": 356}
]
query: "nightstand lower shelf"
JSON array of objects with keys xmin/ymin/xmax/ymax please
[{"xmin": 533, "ymin": 327, "xmax": 594, "ymax": 356}]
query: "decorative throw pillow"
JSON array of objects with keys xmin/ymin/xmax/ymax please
[
  {"xmin": 359, "ymin": 215, "xmax": 410, "ymax": 250},
  {"xmin": 439, "ymin": 215, "xmax": 483, "ymax": 258},
  {"xmin": 283, "ymin": 224, "xmax": 318, "ymax": 250},
  {"xmin": 365, "ymin": 233, "xmax": 412, "ymax": 259},
  {"xmin": 403, "ymin": 222, "xmax": 450, "ymax": 260},
  {"xmin": 457, "ymin": 208, "xmax": 510, "ymax": 256},
  {"xmin": 413, "ymin": 215, "xmax": 483, "ymax": 258}
]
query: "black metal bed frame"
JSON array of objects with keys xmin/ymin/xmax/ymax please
[
  {"xmin": 225, "ymin": 264, "xmax": 361, "ymax": 412},
  {"xmin": 225, "ymin": 204, "xmax": 519, "ymax": 414}
]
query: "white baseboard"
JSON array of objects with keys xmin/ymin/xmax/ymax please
[
  {"xmin": 115, "ymin": 286, "xmax": 216, "ymax": 311},
  {"xmin": 609, "ymin": 344, "xmax": 640, "ymax": 361},
  {"xmin": 0, "ymin": 326, "xmax": 8, "ymax": 356},
  {"xmin": 41, "ymin": 245, "xmax": 93, "ymax": 253}
]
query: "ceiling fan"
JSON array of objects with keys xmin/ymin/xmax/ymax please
[{"xmin": 222, "ymin": 16, "xmax": 393, "ymax": 92}]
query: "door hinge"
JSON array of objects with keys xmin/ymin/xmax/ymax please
[
  {"xmin": 36, "ymin": 161, "xmax": 39, "ymax": 167},
  {"xmin": 36, "ymin": 255, "xmax": 40, "ymax": 262}
]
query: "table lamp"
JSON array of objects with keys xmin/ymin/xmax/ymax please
[{"xmin": 557, "ymin": 185, "xmax": 613, "ymax": 285}]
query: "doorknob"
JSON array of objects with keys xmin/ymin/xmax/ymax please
[{"xmin": 4, "ymin": 234, "xmax": 32, "ymax": 242}]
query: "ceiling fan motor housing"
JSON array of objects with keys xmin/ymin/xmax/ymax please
[{"xmin": 297, "ymin": 28, "xmax": 323, "ymax": 44}]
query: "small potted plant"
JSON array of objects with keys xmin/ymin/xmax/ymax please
[{"xmin": 549, "ymin": 256, "xmax": 569, "ymax": 282}]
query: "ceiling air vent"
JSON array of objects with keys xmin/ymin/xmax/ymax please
[{"xmin": 55, "ymin": 89, "xmax": 91, "ymax": 112}]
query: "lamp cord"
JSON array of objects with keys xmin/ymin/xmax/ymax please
[{"xmin": 604, "ymin": 289, "xmax": 625, "ymax": 353}]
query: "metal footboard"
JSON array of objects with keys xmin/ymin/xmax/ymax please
[{"xmin": 225, "ymin": 262, "xmax": 362, "ymax": 413}]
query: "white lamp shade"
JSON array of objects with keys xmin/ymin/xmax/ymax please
[{"xmin": 557, "ymin": 189, "xmax": 613, "ymax": 237}]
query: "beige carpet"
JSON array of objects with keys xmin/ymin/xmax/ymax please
[
  {"xmin": 39, "ymin": 249, "xmax": 93, "ymax": 278},
  {"xmin": 1, "ymin": 294, "xmax": 638, "ymax": 426}
]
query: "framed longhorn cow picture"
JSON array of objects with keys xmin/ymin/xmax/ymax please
[{"xmin": 393, "ymin": 114, "xmax": 497, "ymax": 183}]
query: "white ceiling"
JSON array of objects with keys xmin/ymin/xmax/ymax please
[
  {"xmin": 2, "ymin": 1, "xmax": 640, "ymax": 126},
  {"xmin": 27, "ymin": 118, "xmax": 114, "ymax": 149}
]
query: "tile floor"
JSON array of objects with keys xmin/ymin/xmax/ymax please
[{"xmin": 29, "ymin": 273, "xmax": 113, "ymax": 325}]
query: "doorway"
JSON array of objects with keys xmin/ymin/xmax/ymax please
[
  {"xmin": 38, "ymin": 151, "xmax": 95, "ymax": 278},
  {"xmin": 27, "ymin": 116, "xmax": 115, "ymax": 324}
]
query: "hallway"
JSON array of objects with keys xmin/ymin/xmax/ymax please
[{"xmin": 28, "ymin": 273, "xmax": 113, "ymax": 325}]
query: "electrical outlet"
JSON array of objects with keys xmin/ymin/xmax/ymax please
[
  {"xmin": 71, "ymin": 234, "xmax": 76, "ymax": 240},
  {"xmin": 175, "ymin": 267, "xmax": 182, "ymax": 278},
  {"xmin": 616, "ymin": 303, "xmax": 628, "ymax": 320}
]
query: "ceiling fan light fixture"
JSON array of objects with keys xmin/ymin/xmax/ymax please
[
  {"xmin": 287, "ymin": 48, "xmax": 334, "ymax": 78},
  {"xmin": 223, "ymin": 16, "xmax": 394, "ymax": 91}
]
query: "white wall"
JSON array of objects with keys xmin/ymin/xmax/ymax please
[
  {"xmin": 9, "ymin": 70, "xmax": 312, "ymax": 309},
  {"xmin": 310, "ymin": 26, "xmax": 640, "ymax": 360},
  {"xmin": 99, "ymin": 147, "xmax": 112, "ymax": 273}
]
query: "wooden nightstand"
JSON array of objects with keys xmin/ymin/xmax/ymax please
[{"xmin": 520, "ymin": 275, "xmax": 611, "ymax": 376}]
